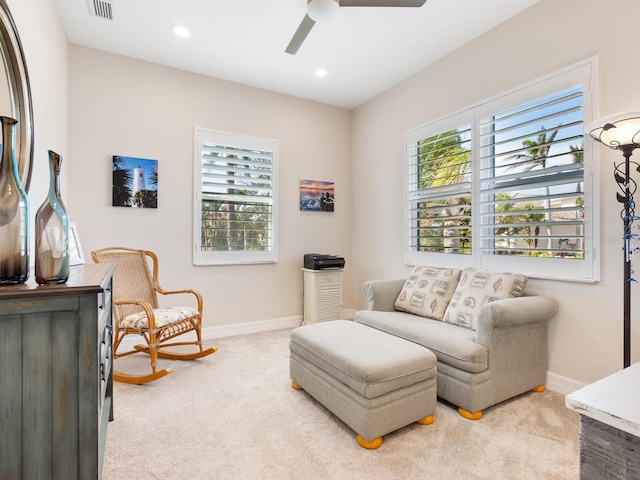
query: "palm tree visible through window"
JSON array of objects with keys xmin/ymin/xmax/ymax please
[
  {"xmin": 506, "ymin": 125, "xmax": 560, "ymax": 251},
  {"xmin": 415, "ymin": 127, "xmax": 472, "ymax": 254}
]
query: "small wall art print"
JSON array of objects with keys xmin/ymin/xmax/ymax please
[
  {"xmin": 68, "ymin": 222, "xmax": 85, "ymax": 266},
  {"xmin": 112, "ymin": 155, "xmax": 158, "ymax": 208},
  {"xmin": 300, "ymin": 179, "xmax": 334, "ymax": 212}
]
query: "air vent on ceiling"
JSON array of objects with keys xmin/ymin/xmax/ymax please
[{"xmin": 88, "ymin": 0, "xmax": 114, "ymax": 20}]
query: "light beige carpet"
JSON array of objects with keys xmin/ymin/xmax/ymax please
[{"xmin": 102, "ymin": 328, "xmax": 580, "ymax": 480}]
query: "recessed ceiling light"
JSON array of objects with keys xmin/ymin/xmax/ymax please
[
  {"xmin": 315, "ymin": 68, "xmax": 328, "ymax": 78},
  {"xmin": 171, "ymin": 25, "xmax": 190, "ymax": 38}
]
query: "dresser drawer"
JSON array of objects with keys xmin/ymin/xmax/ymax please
[
  {"xmin": 316, "ymin": 273, "xmax": 341, "ymax": 285},
  {"xmin": 99, "ymin": 323, "xmax": 112, "ymax": 409},
  {"xmin": 97, "ymin": 282, "xmax": 112, "ymax": 317}
]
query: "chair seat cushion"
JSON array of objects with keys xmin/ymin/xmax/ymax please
[{"xmin": 120, "ymin": 306, "xmax": 199, "ymax": 329}]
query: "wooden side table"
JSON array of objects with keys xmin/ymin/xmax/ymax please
[{"xmin": 566, "ymin": 363, "xmax": 640, "ymax": 480}]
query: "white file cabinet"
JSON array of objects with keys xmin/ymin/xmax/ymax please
[{"xmin": 303, "ymin": 268, "xmax": 343, "ymax": 324}]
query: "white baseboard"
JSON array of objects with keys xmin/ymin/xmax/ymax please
[
  {"xmin": 546, "ymin": 371, "xmax": 587, "ymax": 395},
  {"xmin": 201, "ymin": 315, "xmax": 302, "ymax": 341},
  {"xmin": 116, "ymin": 314, "xmax": 587, "ymax": 395},
  {"xmin": 118, "ymin": 315, "xmax": 302, "ymax": 352}
]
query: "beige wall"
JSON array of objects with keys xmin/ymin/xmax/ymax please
[
  {"xmin": 7, "ymin": 0, "xmax": 68, "ymax": 242},
  {"xmin": 351, "ymin": 0, "xmax": 640, "ymax": 386},
  {"xmin": 65, "ymin": 45, "xmax": 353, "ymax": 330}
]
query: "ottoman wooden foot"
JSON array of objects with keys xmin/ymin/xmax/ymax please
[
  {"xmin": 458, "ymin": 407, "xmax": 483, "ymax": 420},
  {"xmin": 356, "ymin": 434, "xmax": 383, "ymax": 450},
  {"xmin": 291, "ymin": 381, "xmax": 303, "ymax": 390},
  {"xmin": 531, "ymin": 385, "xmax": 545, "ymax": 393},
  {"xmin": 417, "ymin": 414, "xmax": 435, "ymax": 425}
]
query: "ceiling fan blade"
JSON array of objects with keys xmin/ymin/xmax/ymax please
[
  {"xmin": 285, "ymin": 14, "xmax": 316, "ymax": 55},
  {"xmin": 339, "ymin": 0, "xmax": 427, "ymax": 6}
]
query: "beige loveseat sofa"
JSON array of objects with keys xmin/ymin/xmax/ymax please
[{"xmin": 353, "ymin": 267, "xmax": 558, "ymax": 420}]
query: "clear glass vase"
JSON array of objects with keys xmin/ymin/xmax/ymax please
[
  {"xmin": 35, "ymin": 150, "xmax": 69, "ymax": 284},
  {"xmin": 0, "ymin": 116, "xmax": 29, "ymax": 285}
]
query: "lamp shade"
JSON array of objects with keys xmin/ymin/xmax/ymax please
[
  {"xmin": 586, "ymin": 111, "xmax": 640, "ymax": 151},
  {"xmin": 307, "ymin": 0, "xmax": 340, "ymax": 22}
]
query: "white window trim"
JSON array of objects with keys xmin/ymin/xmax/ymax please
[
  {"xmin": 405, "ymin": 109, "xmax": 475, "ymax": 270},
  {"xmin": 404, "ymin": 56, "xmax": 600, "ymax": 282},
  {"xmin": 193, "ymin": 128, "xmax": 279, "ymax": 266}
]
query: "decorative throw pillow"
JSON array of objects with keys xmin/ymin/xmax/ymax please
[
  {"xmin": 394, "ymin": 266, "xmax": 462, "ymax": 321},
  {"xmin": 443, "ymin": 268, "xmax": 528, "ymax": 330}
]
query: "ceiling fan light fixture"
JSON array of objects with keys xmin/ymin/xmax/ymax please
[{"xmin": 307, "ymin": 0, "xmax": 340, "ymax": 22}]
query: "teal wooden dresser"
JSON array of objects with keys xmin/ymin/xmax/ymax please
[{"xmin": 0, "ymin": 263, "xmax": 115, "ymax": 479}]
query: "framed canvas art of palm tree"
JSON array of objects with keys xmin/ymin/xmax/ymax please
[{"xmin": 112, "ymin": 156, "xmax": 158, "ymax": 208}]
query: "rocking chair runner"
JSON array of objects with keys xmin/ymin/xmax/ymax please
[{"xmin": 91, "ymin": 247, "xmax": 217, "ymax": 384}]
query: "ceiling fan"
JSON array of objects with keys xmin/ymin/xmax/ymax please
[{"xmin": 285, "ymin": 0, "xmax": 428, "ymax": 55}]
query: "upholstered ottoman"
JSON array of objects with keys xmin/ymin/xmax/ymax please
[{"xmin": 289, "ymin": 320, "xmax": 437, "ymax": 449}]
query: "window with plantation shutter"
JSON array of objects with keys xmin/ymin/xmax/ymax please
[
  {"xmin": 405, "ymin": 58, "xmax": 599, "ymax": 281},
  {"xmin": 480, "ymin": 87, "xmax": 585, "ymax": 259},
  {"xmin": 193, "ymin": 129, "xmax": 278, "ymax": 265},
  {"xmin": 406, "ymin": 113, "xmax": 473, "ymax": 267}
]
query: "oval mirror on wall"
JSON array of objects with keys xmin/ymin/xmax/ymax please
[{"xmin": 0, "ymin": 0, "xmax": 34, "ymax": 192}]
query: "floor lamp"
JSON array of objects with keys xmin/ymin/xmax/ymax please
[{"xmin": 587, "ymin": 112, "xmax": 640, "ymax": 369}]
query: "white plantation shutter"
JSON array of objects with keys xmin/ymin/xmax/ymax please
[
  {"xmin": 405, "ymin": 58, "xmax": 599, "ymax": 281},
  {"xmin": 479, "ymin": 87, "xmax": 585, "ymax": 258},
  {"xmin": 405, "ymin": 111, "xmax": 474, "ymax": 268},
  {"xmin": 194, "ymin": 129, "xmax": 278, "ymax": 265}
]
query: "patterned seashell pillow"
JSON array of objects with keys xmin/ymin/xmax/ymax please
[
  {"xmin": 443, "ymin": 267, "xmax": 527, "ymax": 330},
  {"xmin": 394, "ymin": 266, "xmax": 462, "ymax": 321}
]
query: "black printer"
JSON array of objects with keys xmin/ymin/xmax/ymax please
[{"xmin": 304, "ymin": 253, "xmax": 345, "ymax": 270}]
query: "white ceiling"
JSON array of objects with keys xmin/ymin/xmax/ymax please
[{"xmin": 53, "ymin": 0, "xmax": 538, "ymax": 109}]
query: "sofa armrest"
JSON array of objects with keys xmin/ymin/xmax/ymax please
[
  {"xmin": 363, "ymin": 279, "xmax": 406, "ymax": 312},
  {"xmin": 475, "ymin": 295, "xmax": 558, "ymax": 345}
]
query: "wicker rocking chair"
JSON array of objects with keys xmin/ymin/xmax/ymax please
[{"xmin": 91, "ymin": 247, "xmax": 217, "ymax": 384}]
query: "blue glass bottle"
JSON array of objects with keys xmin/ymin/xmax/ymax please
[
  {"xmin": 0, "ymin": 116, "xmax": 29, "ymax": 285},
  {"xmin": 35, "ymin": 150, "xmax": 69, "ymax": 284}
]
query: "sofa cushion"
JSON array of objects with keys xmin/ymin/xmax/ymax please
[
  {"xmin": 443, "ymin": 268, "xmax": 527, "ymax": 330},
  {"xmin": 354, "ymin": 310, "xmax": 488, "ymax": 374},
  {"xmin": 394, "ymin": 266, "xmax": 461, "ymax": 321}
]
